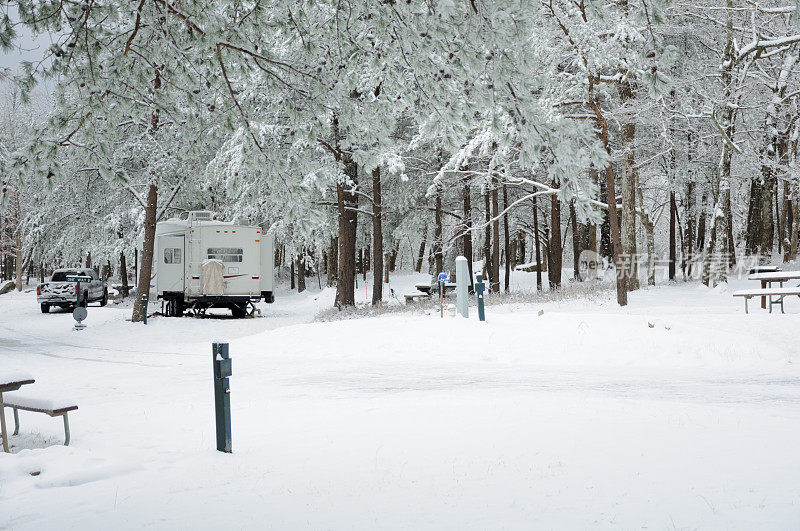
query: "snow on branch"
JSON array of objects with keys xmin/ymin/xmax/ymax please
[{"xmin": 735, "ymin": 35, "xmax": 800, "ymax": 64}]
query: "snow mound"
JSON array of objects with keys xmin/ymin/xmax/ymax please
[{"xmin": 712, "ymin": 282, "xmax": 730, "ymax": 294}]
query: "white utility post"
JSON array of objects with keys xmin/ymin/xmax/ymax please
[{"xmin": 455, "ymin": 256, "xmax": 469, "ymax": 318}]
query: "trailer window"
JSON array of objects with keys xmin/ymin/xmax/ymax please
[
  {"xmin": 164, "ymin": 248, "xmax": 182, "ymax": 264},
  {"xmin": 207, "ymin": 248, "xmax": 243, "ymax": 263}
]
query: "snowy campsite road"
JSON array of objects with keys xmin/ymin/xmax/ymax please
[{"xmin": 1, "ymin": 280, "xmax": 800, "ymax": 529}]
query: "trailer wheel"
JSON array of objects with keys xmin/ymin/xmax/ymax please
[
  {"xmin": 230, "ymin": 303, "xmax": 247, "ymax": 319},
  {"xmin": 164, "ymin": 296, "xmax": 185, "ymax": 317}
]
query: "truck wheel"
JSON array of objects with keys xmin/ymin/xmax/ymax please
[
  {"xmin": 40, "ymin": 303, "xmax": 50, "ymax": 314},
  {"xmin": 100, "ymin": 289, "xmax": 108, "ymax": 307}
]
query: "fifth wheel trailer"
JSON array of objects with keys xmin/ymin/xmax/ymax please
[{"xmin": 149, "ymin": 211, "xmax": 274, "ymax": 317}]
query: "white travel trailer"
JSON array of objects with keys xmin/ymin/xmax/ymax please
[{"xmin": 151, "ymin": 211, "xmax": 274, "ymax": 317}]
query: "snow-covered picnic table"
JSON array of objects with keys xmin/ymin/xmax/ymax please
[
  {"xmin": 733, "ymin": 270, "xmax": 800, "ymax": 313},
  {"xmin": 746, "ymin": 270, "xmax": 800, "ymax": 310},
  {"xmin": 415, "ymin": 282, "xmax": 457, "ymax": 295},
  {"xmin": 0, "ymin": 372, "xmax": 35, "ymax": 452},
  {"xmin": 406, "ymin": 282, "xmax": 458, "ymax": 303},
  {"xmin": 747, "ymin": 271, "xmax": 800, "ymax": 282}
]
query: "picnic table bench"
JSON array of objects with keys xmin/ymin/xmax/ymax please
[
  {"xmin": 406, "ymin": 281, "xmax": 457, "ymax": 303},
  {"xmin": 404, "ymin": 292, "xmax": 431, "ymax": 303},
  {"xmin": 3, "ymin": 393, "xmax": 78, "ymax": 446},
  {"xmin": 0, "ymin": 374, "xmax": 35, "ymax": 452},
  {"xmin": 414, "ymin": 282, "xmax": 457, "ymax": 295},
  {"xmin": 733, "ymin": 270, "xmax": 800, "ymax": 313},
  {"xmin": 733, "ymin": 286, "xmax": 800, "ymax": 313}
]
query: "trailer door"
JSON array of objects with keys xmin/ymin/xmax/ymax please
[{"xmin": 159, "ymin": 234, "xmax": 186, "ymax": 293}]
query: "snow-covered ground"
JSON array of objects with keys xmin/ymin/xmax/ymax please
[{"xmin": 1, "ymin": 272, "xmax": 800, "ymax": 529}]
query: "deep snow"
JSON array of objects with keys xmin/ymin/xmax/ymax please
[{"xmin": 1, "ymin": 272, "xmax": 799, "ymax": 529}]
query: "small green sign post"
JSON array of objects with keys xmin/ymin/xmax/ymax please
[
  {"xmin": 212, "ymin": 342, "xmax": 232, "ymax": 453},
  {"xmin": 475, "ymin": 274, "xmax": 486, "ymax": 322}
]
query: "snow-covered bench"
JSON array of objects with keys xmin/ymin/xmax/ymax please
[
  {"xmin": 732, "ymin": 287, "xmax": 800, "ymax": 314},
  {"xmin": 404, "ymin": 292, "xmax": 431, "ymax": 303},
  {"xmin": 415, "ymin": 282, "xmax": 457, "ymax": 295},
  {"xmin": 2, "ymin": 392, "xmax": 78, "ymax": 446}
]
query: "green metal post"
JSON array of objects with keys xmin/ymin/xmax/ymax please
[
  {"xmin": 212, "ymin": 342, "xmax": 232, "ymax": 453},
  {"xmin": 475, "ymin": 274, "xmax": 486, "ymax": 322}
]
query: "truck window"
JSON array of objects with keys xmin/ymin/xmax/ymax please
[
  {"xmin": 164, "ymin": 248, "xmax": 182, "ymax": 264},
  {"xmin": 52, "ymin": 271, "xmax": 79, "ymax": 281},
  {"xmin": 207, "ymin": 248, "xmax": 243, "ymax": 263}
]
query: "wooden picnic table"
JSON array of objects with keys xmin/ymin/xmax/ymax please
[
  {"xmin": 0, "ymin": 374, "xmax": 35, "ymax": 452},
  {"xmin": 748, "ymin": 271, "xmax": 800, "ymax": 309}
]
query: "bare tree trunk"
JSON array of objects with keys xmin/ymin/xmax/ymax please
[
  {"xmin": 598, "ymin": 168, "xmax": 613, "ymax": 261},
  {"xmin": 532, "ymin": 194, "xmax": 542, "ymax": 291},
  {"xmin": 570, "ymin": 201, "xmax": 580, "ymax": 281},
  {"xmin": 790, "ymin": 181, "xmax": 800, "ymax": 261},
  {"xmin": 634, "ymin": 182, "xmax": 656, "ymax": 286},
  {"xmin": 619, "ymin": 82, "xmax": 639, "ymax": 292},
  {"xmin": 132, "ymin": 183, "xmax": 158, "ymax": 322},
  {"xmin": 14, "ymin": 218, "xmax": 22, "ymax": 291},
  {"xmin": 14, "ymin": 232, "xmax": 22, "ymax": 291},
  {"xmin": 388, "ymin": 241, "xmax": 399, "ymax": 272},
  {"xmin": 371, "ymin": 166, "xmax": 383, "ymax": 305},
  {"xmin": 326, "ymin": 237, "xmax": 337, "ymax": 287},
  {"xmin": 759, "ymin": 175, "xmax": 775, "ymax": 255},
  {"xmin": 462, "ymin": 179, "xmax": 474, "ymax": 291},
  {"xmin": 669, "ymin": 191, "xmax": 677, "ymax": 280},
  {"xmin": 434, "ymin": 191, "xmax": 443, "ymax": 276},
  {"xmin": 706, "ymin": 2, "xmax": 735, "ymax": 286},
  {"xmin": 483, "ymin": 189, "xmax": 491, "ymax": 278},
  {"xmin": 10, "ymin": 191, "xmax": 22, "ymax": 291},
  {"xmin": 296, "ymin": 254, "xmax": 306, "ymax": 293},
  {"xmin": 780, "ymin": 182, "xmax": 789, "ymax": 258},
  {"xmin": 120, "ymin": 251, "xmax": 129, "ymax": 298},
  {"xmin": 335, "ymin": 154, "xmax": 358, "ymax": 308},
  {"xmin": 548, "ymin": 182, "xmax": 562, "ymax": 289},
  {"xmin": 697, "ymin": 195, "xmax": 707, "ymax": 253},
  {"xmin": 685, "ymin": 183, "xmax": 695, "ymax": 278},
  {"xmin": 415, "ymin": 226, "xmax": 427, "ymax": 273},
  {"xmin": 491, "ymin": 180, "xmax": 500, "ymax": 292},
  {"xmin": 502, "ymin": 184, "xmax": 511, "ymax": 292},
  {"xmin": 590, "ymin": 90, "xmax": 627, "ymax": 305}
]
